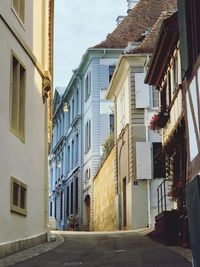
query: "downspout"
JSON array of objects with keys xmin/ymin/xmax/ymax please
[
  {"xmin": 145, "ymin": 54, "xmax": 151, "ymax": 227},
  {"xmin": 112, "ymin": 94, "xmax": 122, "ymax": 230},
  {"xmin": 74, "ymin": 72, "xmax": 82, "ymax": 228},
  {"xmin": 44, "ymin": 100, "xmax": 50, "ymax": 241}
]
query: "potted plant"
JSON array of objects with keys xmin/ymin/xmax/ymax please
[{"xmin": 149, "ymin": 106, "xmax": 169, "ymax": 131}]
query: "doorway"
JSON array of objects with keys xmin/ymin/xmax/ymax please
[
  {"xmin": 123, "ymin": 177, "xmax": 127, "ymax": 227},
  {"xmin": 84, "ymin": 194, "xmax": 90, "ymax": 226}
]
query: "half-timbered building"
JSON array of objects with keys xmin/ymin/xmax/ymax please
[
  {"xmin": 146, "ymin": 12, "xmax": 190, "ymax": 246},
  {"xmin": 177, "ymin": 0, "xmax": 200, "ymax": 265}
]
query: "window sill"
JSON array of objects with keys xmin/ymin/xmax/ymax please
[
  {"xmin": 11, "ymin": 205, "xmax": 27, "ymax": 216},
  {"xmin": 10, "ymin": 128, "xmax": 25, "ymax": 144}
]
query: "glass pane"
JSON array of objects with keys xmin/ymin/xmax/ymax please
[
  {"xmin": 11, "ymin": 56, "xmax": 19, "ymax": 133},
  {"xmin": 19, "ymin": 0, "xmax": 25, "ymax": 22},
  {"xmin": 20, "ymin": 187, "xmax": 26, "ymax": 209},
  {"xmin": 13, "ymin": 0, "xmax": 19, "ymax": 12},
  {"xmin": 13, "ymin": 182, "xmax": 19, "ymax": 206},
  {"xmin": 18, "ymin": 65, "xmax": 25, "ymax": 139}
]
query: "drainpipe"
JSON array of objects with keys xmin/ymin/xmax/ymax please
[
  {"xmin": 147, "ymin": 179, "xmax": 151, "ymax": 227},
  {"xmin": 112, "ymin": 94, "xmax": 122, "ymax": 230},
  {"xmin": 145, "ymin": 54, "xmax": 151, "ymax": 228},
  {"xmin": 44, "ymin": 101, "xmax": 50, "ymax": 241}
]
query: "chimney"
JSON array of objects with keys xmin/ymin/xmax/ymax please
[
  {"xmin": 116, "ymin": 16, "xmax": 125, "ymax": 26},
  {"xmin": 127, "ymin": 0, "xmax": 139, "ymax": 13}
]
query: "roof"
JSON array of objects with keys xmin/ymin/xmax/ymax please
[
  {"xmin": 145, "ymin": 12, "xmax": 178, "ymax": 88},
  {"xmin": 128, "ymin": 10, "xmax": 176, "ymax": 54},
  {"xmin": 55, "ymin": 86, "xmax": 66, "ymax": 97},
  {"xmin": 93, "ymin": 0, "xmax": 177, "ymax": 49}
]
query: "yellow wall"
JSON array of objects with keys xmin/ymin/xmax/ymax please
[{"xmin": 93, "ymin": 148, "xmax": 116, "ymax": 231}]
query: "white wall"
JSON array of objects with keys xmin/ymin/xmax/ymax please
[{"xmin": 0, "ymin": 8, "xmax": 47, "ymax": 243}]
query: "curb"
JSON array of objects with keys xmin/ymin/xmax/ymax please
[{"xmin": 0, "ymin": 234, "xmax": 64, "ymax": 267}]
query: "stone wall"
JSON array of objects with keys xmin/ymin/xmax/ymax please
[{"xmin": 93, "ymin": 148, "xmax": 116, "ymax": 231}]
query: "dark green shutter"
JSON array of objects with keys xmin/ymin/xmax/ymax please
[{"xmin": 177, "ymin": 0, "xmax": 190, "ymax": 78}]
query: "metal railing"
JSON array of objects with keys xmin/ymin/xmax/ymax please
[{"xmin": 157, "ymin": 179, "xmax": 172, "ymax": 214}]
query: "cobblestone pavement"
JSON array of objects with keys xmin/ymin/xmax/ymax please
[{"xmin": 1, "ymin": 230, "xmax": 192, "ymax": 267}]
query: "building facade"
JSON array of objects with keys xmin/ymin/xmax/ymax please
[
  {"xmin": 146, "ymin": 12, "xmax": 191, "ymax": 246},
  {"xmin": 106, "ymin": 53, "xmax": 167, "ymax": 229},
  {"xmin": 49, "ymin": 0, "xmax": 177, "ymax": 231},
  {"xmin": 49, "ymin": 49, "xmax": 123, "ymax": 230},
  {"xmin": 177, "ymin": 0, "xmax": 200, "ymax": 265},
  {"xmin": 0, "ymin": 0, "xmax": 54, "ymax": 257}
]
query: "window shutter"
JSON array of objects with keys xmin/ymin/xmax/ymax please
[
  {"xmin": 177, "ymin": 0, "xmax": 190, "ymax": 78},
  {"xmin": 136, "ymin": 142, "xmax": 152, "ymax": 179},
  {"xmin": 135, "ymin": 73, "xmax": 150, "ymax": 108}
]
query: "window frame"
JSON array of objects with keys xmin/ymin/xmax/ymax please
[
  {"xmin": 11, "ymin": 0, "xmax": 25, "ymax": 26},
  {"xmin": 85, "ymin": 71, "xmax": 91, "ymax": 102},
  {"xmin": 10, "ymin": 51, "xmax": 26, "ymax": 143},
  {"xmin": 85, "ymin": 120, "xmax": 91, "ymax": 153},
  {"xmin": 10, "ymin": 176, "xmax": 27, "ymax": 216}
]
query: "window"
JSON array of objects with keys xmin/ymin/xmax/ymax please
[
  {"xmin": 71, "ymin": 182, "xmax": 74, "ymax": 214},
  {"xmin": 50, "ymin": 202, "xmax": 52, "ymax": 217},
  {"xmin": 152, "ymin": 86, "xmax": 159, "ymax": 108},
  {"xmin": 72, "ymin": 99, "xmax": 75, "ymax": 120},
  {"xmin": 120, "ymin": 92, "xmax": 125, "ymax": 127},
  {"xmin": 76, "ymin": 90, "xmax": 79, "ymax": 114},
  {"xmin": 85, "ymin": 120, "xmax": 91, "ymax": 153},
  {"xmin": 85, "ymin": 169, "xmax": 90, "ymax": 182},
  {"xmin": 10, "ymin": 54, "xmax": 26, "ymax": 141},
  {"xmin": 72, "ymin": 140, "xmax": 74, "ymax": 169},
  {"xmin": 109, "ymin": 66, "xmax": 115, "ymax": 82},
  {"xmin": 67, "ymin": 186, "xmax": 69, "ymax": 217},
  {"xmin": 110, "ymin": 114, "xmax": 114, "ymax": 133},
  {"xmin": 67, "ymin": 145, "xmax": 71, "ymax": 172},
  {"xmin": 153, "ymin": 143, "xmax": 165, "ymax": 178},
  {"xmin": 12, "ymin": 0, "xmax": 25, "ymax": 23},
  {"xmin": 10, "ymin": 177, "xmax": 27, "ymax": 216},
  {"xmin": 75, "ymin": 134, "xmax": 79, "ymax": 163},
  {"xmin": 166, "ymin": 71, "xmax": 172, "ymax": 107},
  {"xmin": 85, "ymin": 72, "xmax": 91, "ymax": 102},
  {"xmin": 60, "ymin": 191, "xmax": 63, "ymax": 220},
  {"xmin": 172, "ymin": 56, "xmax": 178, "ymax": 91},
  {"xmin": 55, "ymin": 197, "xmax": 57, "ymax": 219},
  {"xmin": 75, "ymin": 178, "xmax": 78, "ymax": 213},
  {"xmin": 68, "ymin": 105, "xmax": 71, "ymax": 125}
]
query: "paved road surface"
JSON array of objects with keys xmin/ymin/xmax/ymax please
[{"xmin": 11, "ymin": 232, "xmax": 192, "ymax": 267}]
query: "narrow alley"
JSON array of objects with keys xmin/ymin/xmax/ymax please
[{"xmin": 8, "ymin": 232, "xmax": 191, "ymax": 267}]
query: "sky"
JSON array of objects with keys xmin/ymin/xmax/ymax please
[{"xmin": 54, "ymin": 0, "xmax": 127, "ymax": 88}]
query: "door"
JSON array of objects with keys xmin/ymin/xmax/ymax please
[{"xmin": 123, "ymin": 177, "xmax": 127, "ymax": 227}]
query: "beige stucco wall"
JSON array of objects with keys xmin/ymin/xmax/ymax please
[
  {"xmin": 0, "ymin": 0, "xmax": 52, "ymax": 250},
  {"xmin": 93, "ymin": 148, "xmax": 116, "ymax": 231}
]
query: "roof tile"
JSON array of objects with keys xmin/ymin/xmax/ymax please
[{"xmin": 93, "ymin": 0, "xmax": 177, "ymax": 49}]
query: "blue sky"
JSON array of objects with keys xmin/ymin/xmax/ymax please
[{"xmin": 54, "ymin": 0, "xmax": 127, "ymax": 88}]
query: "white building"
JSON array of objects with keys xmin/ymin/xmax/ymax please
[{"xmin": 0, "ymin": 0, "xmax": 54, "ymax": 257}]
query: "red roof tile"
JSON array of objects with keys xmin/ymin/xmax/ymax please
[
  {"xmin": 93, "ymin": 0, "xmax": 177, "ymax": 49},
  {"xmin": 129, "ymin": 10, "xmax": 176, "ymax": 54}
]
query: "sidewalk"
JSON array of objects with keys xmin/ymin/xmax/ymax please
[
  {"xmin": 136, "ymin": 227, "xmax": 192, "ymax": 264},
  {"xmin": 0, "ymin": 234, "xmax": 64, "ymax": 267}
]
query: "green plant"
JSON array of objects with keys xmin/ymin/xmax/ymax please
[{"xmin": 102, "ymin": 132, "xmax": 114, "ymax": 156}]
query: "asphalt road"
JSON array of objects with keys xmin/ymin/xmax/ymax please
[{"xmin": 11, "ymin": 232, "xmax": 192, "ymax": 267}]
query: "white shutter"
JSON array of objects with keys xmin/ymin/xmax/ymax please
[
  {"xmin": 135, "ymin": 73, "xmax": 150, "ymax": 108},
  {"xmin": 136, "ymin": 142, "xmax": 152, "ymax": 179}
]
